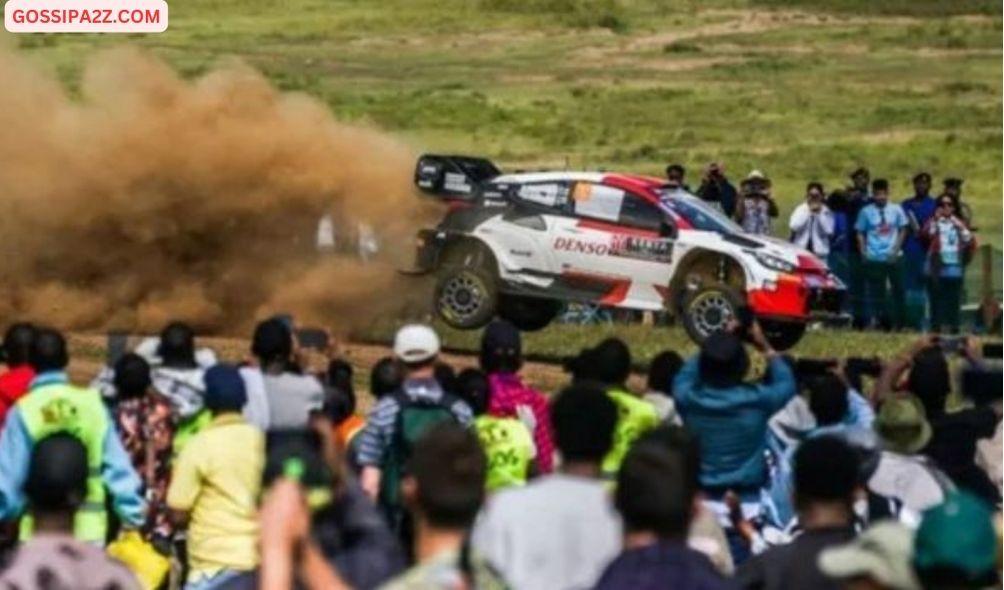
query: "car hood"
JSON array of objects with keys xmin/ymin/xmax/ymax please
[{"xmin": 713, "ymin": 231, "xmax": 828, "ymax": 272}]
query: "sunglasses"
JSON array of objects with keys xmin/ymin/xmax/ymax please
[{"xmin": 939, "ymin": 201, "xmax": 954, "ymax": 208}]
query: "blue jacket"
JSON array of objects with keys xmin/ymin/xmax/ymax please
[
  {"xmin": 0, "ymin": 371, "xmax": 145, "ymax": 528},
  {"xmin": 673, "ymin": 356, "xmax": 796, "ymax": 491},
  {"xmin": 901, "ymin": 195, "xmax": 938, "ymax": 260}
]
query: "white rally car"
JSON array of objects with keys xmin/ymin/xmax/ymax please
[{"xmin": 409, "ymin": 155, "xmax": 845, "ymax": 349}]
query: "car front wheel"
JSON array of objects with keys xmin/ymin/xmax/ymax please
[{"xmin": 680, "ymin": 284, "xmax": 744, "ymax": 344}]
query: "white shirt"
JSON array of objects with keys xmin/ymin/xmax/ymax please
[
  {"xmin": 472, "ymin": 474, "xmax": 621, "ymax": 590},
  {"xmin": 868, "ymin": 451, "xmax": 953, "ymax": 514},
  {"xmin": 789, "ymin": 202, "xmax": 835, "ymax": 257},
  {"xmin": 239, "ymin": 366, "xmax": 271, "ymax": 431}
]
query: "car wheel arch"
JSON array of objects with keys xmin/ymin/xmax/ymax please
[
  {"xmin": 439, "ymin": 235, "xmax": 500, "ymax": 275},
  {"xmin": 667, "ymin": 250, "xmax": 748, "ymax": 313}
]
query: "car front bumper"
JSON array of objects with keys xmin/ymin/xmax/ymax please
[{"xmin": 748, "ymin": 273, "xmax": 845, "ymax": 321}]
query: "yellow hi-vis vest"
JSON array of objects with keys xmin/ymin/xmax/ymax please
[
  {"xmin": 18, "ymin": 383, "xmax": 111, "ymax": 544},
  {"xmin": 602, "ymin": 388, "xmax": 659, "ymax": 478},
  {"xmin": 475, "ymin": 415, "xmax": 534, "ymax": 492}
]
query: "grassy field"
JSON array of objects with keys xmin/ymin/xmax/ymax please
[
  {"xmin": 9, "ymin": 0, "xmax": 1002, "ymax": 240},
  {"xmin": 358, "ymin": 317, "xmax": 923, "ymax": 365},
  {"xmin": 4, "ymin": 0, "xmax": 1001, "ymax": 358}
]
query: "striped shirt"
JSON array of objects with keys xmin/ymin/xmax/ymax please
[{"xmin": 356, "ymin": 378, "xmax": 473, "ymax": 467}]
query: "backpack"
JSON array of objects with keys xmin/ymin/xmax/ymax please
[{"xmin": 378, "ymin": 389, "xmax": 461, "ymax": 509}]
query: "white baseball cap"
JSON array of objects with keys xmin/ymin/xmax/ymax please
[{"xmin": 393, "ymin": 324, "xmax": 441, "ymax": 363}]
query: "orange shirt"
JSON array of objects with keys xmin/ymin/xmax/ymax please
[{"xmin": 335, "ymin": 414, "xmax": 366, "ymax": 449}]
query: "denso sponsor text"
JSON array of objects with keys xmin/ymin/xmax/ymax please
[{"xmin": 553, "ymin": 237, "xmax": 609, "ymax": 255}]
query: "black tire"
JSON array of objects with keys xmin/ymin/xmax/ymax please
[
  {"xmin": 680, "ymin": 284, "xmax": 744, "ymax": 344},
  {"xmin": 498, "ymin": 296, "xmax": 560, "ymax": 332},
  {"xmin": 433, "ymin": 243, "xmax": 498, "ymax": 330},
  {"xmin": 759, "ymin": 318, "xmax": 807, "ymax": 351}
]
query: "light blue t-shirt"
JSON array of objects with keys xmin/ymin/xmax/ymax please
[{"xmin": 855, "ymin": 202, "xmax": 908, "ymax": 262}]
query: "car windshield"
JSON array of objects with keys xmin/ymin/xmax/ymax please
[{"xmin": 656, "ymin": 189, "xmax": 743, "ymax": 234}]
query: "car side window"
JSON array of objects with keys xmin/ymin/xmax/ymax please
[
  {"xmin": 514, "ymin": 182, "xmax": 570, "ymax": 212},
  {"xmin": 572, "ymin": 182, "xmax": 624, "ymax": 222},
  {"xmin": 619, "ymin": 193, "xmax": 664, "ymax": 232},
  {"xmin": 572, "ymin": 183, "xmax": 664, "ymax": 231}
]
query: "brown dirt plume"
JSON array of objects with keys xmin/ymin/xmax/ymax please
[{"xmin": 0, "ymin": 42, "xmax": 433, "ymax": 335}]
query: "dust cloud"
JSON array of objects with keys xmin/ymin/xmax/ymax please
[{"xmin": 0, "ymin": 40, "xmax": 434, "ymax": 334}]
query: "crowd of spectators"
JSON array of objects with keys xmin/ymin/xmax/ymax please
[
  {"xmin": 0, "ymin": 316, "xmax": 1000, "ymax": 590},
  {"xmin": 672, "ymin": 163, "xmax": 981, "ymax": 333}
]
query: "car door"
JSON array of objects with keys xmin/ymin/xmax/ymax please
[{"xmin": 550, "ymin": 182, "xmax": 676, "ymax": 309}]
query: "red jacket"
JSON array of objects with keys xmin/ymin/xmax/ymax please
[{"xmin": 0, "ymin": 365, "xmax": 35, "ymax": 429}]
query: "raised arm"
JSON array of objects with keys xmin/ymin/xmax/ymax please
[{"xmin": 789, "ymin": 204, "xmax": 810, "ymax": 233}]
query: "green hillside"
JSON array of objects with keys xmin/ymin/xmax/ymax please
[{"xmin": 10, "ymin": 0, "xmax": 1002, "ymax": 241}]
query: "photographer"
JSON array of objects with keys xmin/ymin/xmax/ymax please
[
  {"xmin": 696, "ymin": 162, "xmax": 737, "ymax": 217},
  {"xmin": 673, "ymin": 318, "xmax": 796, "ymax": 562},
  {"xmin": 768, "ymin": 359, "xmax": 878, "ymax": 453},
  {"xmin": 789, "ymin": 182, "xmax": 835, "ymax": 258},
  {"xmin": 875, "ymin": 336, "xmax": 1001, "ymax": 505},
  {"xmin": 734, "ymin": 170, "xmax": 778, "ymax": 236}
]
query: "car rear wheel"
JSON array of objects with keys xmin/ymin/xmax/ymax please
[
  {"xmin": 759, "ymin": 318, "xmax": 807, "ymax": 351},
  {"xmin": 681, "ymin": 284, "xmax": 744, "ymax": 344},
  {"xmin": 433, "ymin": 243, "xmax": 498, "ymax": 330},
  {"xmin": 498, "ymin": 296, "xmax": 560, "ymax": 332}
]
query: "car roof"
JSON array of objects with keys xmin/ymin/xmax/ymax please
[{"xmin": 491, "ymin": 170, "xmax": 667, "ymax": 190}]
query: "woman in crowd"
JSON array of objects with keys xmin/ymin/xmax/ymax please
[{"xmin": 921, "ymin": 195, "xmax": 974, "ymax": 334}]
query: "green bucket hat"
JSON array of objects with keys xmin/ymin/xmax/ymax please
[
  {"xmin": 875, "ymin": 395, "xmax": 932, "ymax": 455},
  {"xmin": 913, "ymin": 491, "xmax": 999, "ymax": 581}
]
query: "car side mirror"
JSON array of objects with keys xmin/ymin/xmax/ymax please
[{"xmin": 659, "ymin": 220, "xmax": 678, "ymax": 239}]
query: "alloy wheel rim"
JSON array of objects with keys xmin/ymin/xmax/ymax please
[
  {"xmin": 691, "ymin": 291, "xmax": 735, "ymax": 337},
  {"xmin": 439, "ymin": 273, "xmax": 485, "ymax": 321}
]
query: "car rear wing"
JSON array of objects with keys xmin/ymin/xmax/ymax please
[{"xmin": 414, "ymin": 154, "xmax": 501, "ymax": 201}]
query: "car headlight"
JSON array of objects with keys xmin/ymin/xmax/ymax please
[{"xmin": 754, "ymin": 252, "xmax": 796, "ymax": 273}]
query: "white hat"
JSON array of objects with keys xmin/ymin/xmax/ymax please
[
  {"xmin": 818, "ymin": 522, "xmax": 920, "ymax": 590},
  {"xmin": 393, "ymin": 324, "xmax": 441, "ymax": 363},
  {"xmin": 746, "ymin": 169, "xmax": 766, "ymax": 181}
]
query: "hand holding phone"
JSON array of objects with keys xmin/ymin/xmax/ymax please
[{"xmin": 296, "ymin": 328, "xmax": 330, "ymax": 351}]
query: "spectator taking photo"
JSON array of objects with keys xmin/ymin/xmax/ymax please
[
  {"xmin": 734, "ymin": 170, "xmax": 778, "ymax": 235},
  {"xmin": 789, "ymin": 181, "xmax": 836, "ymax": 259}
]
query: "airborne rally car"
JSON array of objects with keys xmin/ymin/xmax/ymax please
[{"xmin": 409, "ymin": 155, "xmax": 845, "ymax": 350}]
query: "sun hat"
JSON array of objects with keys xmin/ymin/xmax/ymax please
[
  {"xmin": 874, "ymin": 395, "xmax": 932, "ymax": 455},
  {"xmin": 819, "ymin": 521, "xmax": 920, "ymax": 590},
  {"xmin": 393, "ymin": 324, "xmax": 441, "ymax": 364}
]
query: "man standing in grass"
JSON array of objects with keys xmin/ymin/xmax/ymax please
[
  {"xmin": 901, "ymin": 172, "xmax": 939, "ymax": 329},
  {"xmin": 844, "ymin": 167, "xmax": 873, "ymax": 327},
  {"xmin": 855, "ymin": 178, "xmax": 908, "ymax": 330}
]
